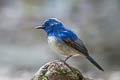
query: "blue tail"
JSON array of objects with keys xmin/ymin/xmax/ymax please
[{"xmin": 87, "ymin": 56, "xmax": 104, "ymax": 71}]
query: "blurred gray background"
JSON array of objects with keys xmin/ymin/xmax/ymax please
[{"xmin": 0, "ymin": 0, "xmax": 120, "ymax": 80}]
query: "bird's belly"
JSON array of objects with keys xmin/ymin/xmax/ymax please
[{"xmin": 48, "ymin": 36, "xmax": 79, "ymax": 56}]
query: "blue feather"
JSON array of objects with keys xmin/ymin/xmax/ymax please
[
  {"xmin": 87, "ymin": 56, "xmax": 104, "ymax": 71},
  {"xmin": 37, "ymin": 18, "xmax": 104, "ymax": 71}
]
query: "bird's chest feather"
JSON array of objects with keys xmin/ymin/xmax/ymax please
[{"xmin": 48, "ymin": 36, "xmax": 79, "ymax": 56}]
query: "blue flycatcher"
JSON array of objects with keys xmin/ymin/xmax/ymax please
[{"xmin": 36, "ymin": 18, "xmax": 104, "ymax": 71}]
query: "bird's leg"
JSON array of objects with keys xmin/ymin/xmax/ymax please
[{"xmin": 64, "ymin": 55, "xmax": 72, "ymax": 62}]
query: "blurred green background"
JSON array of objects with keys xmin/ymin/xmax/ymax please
[{"xmin": 0, "ymin": 0, "xmax": 120, "ymax": 80}]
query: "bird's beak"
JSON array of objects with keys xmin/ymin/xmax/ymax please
[{"xmin": 35, "ymin": 26, "xmax": 44, "ymax": 29}]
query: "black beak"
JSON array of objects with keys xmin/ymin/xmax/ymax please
[{"xmin": 35, "ymin": 26, "xmax": 44, "ymax": 29}]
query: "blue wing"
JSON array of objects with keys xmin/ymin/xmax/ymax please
[
  {"xmin": 59, "ymin": 30, "xmax": 104, "ymax": 71},
  {"xmin": 59, "ymin": 30, "xmax": 89, "ymax": 56}
]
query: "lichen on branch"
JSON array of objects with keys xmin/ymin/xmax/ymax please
[{"xmin": 31, "ymin": 60, "xmax": 94, "ymax": 80}]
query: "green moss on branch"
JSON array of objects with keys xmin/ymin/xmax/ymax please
[{"xmin": 31, "ymin": 60, "xmax": 94, "ymax": 80}]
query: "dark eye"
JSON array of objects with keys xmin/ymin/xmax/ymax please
[{"xmin": 44, "ymin": 22, "xmax": 50, "ymax": 26}]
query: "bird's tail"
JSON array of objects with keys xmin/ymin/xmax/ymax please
[{"xmin": 86, "ymin": 56, "xmax": 104, "ymax": 71}]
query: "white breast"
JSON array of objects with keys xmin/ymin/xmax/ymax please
[
  {"xmin": 48, "ymin": 36, "xmax": 79, "ymax": 56},
  {"xmin": 48, "ymin": 36, "xmax": 57, "ymax": 50}
]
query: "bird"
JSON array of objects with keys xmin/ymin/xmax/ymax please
[{"xmin": 35, "ymin": 18, "xmax": 104, "ymax": 71}]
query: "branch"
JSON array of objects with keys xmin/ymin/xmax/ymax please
[{"xmin": 31, "ymin": 60, "xmax": 94, "ymax": 80}]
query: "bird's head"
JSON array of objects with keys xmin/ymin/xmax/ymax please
[{"xmin": 36, "ymin": 18, "xmax": 63, "ymax": 34}]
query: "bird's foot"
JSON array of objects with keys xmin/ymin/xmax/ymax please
[
  {"xmin": 59, "ymin": 59, "xmax": 68, "ymax": 65},
  {"xmin": 64, "ymin": 55, "xmax": 72, "ymax": 62},
  {"xmin": 59, "ymin": 55, "xmax": 72, "ymax": 66}
]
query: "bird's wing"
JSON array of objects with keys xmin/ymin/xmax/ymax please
[{"xmin": 59, "ymin": 31, "xmax": 89, "ymax": 56}]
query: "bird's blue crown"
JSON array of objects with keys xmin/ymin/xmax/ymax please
[
  {"xmin": 41, "ymin": 18, "xmax": 64, "ymax": 34},
  {"xmin": 38, "ymin": 18, "xmax": 78, "ymax": 40}
]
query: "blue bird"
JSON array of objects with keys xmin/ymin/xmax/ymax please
[{"xmin": 36, "ymin": 18, "xmax": 104, "ymax": 71}]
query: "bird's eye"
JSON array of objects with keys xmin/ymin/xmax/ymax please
[{"xmin": 44, "ymin": 22, "xmax": 50, "ymax": 26}]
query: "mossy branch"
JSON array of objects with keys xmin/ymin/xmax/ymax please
[{"xmin": 31, "ymin": 60, "xmax": 94, "ymax": 80}]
